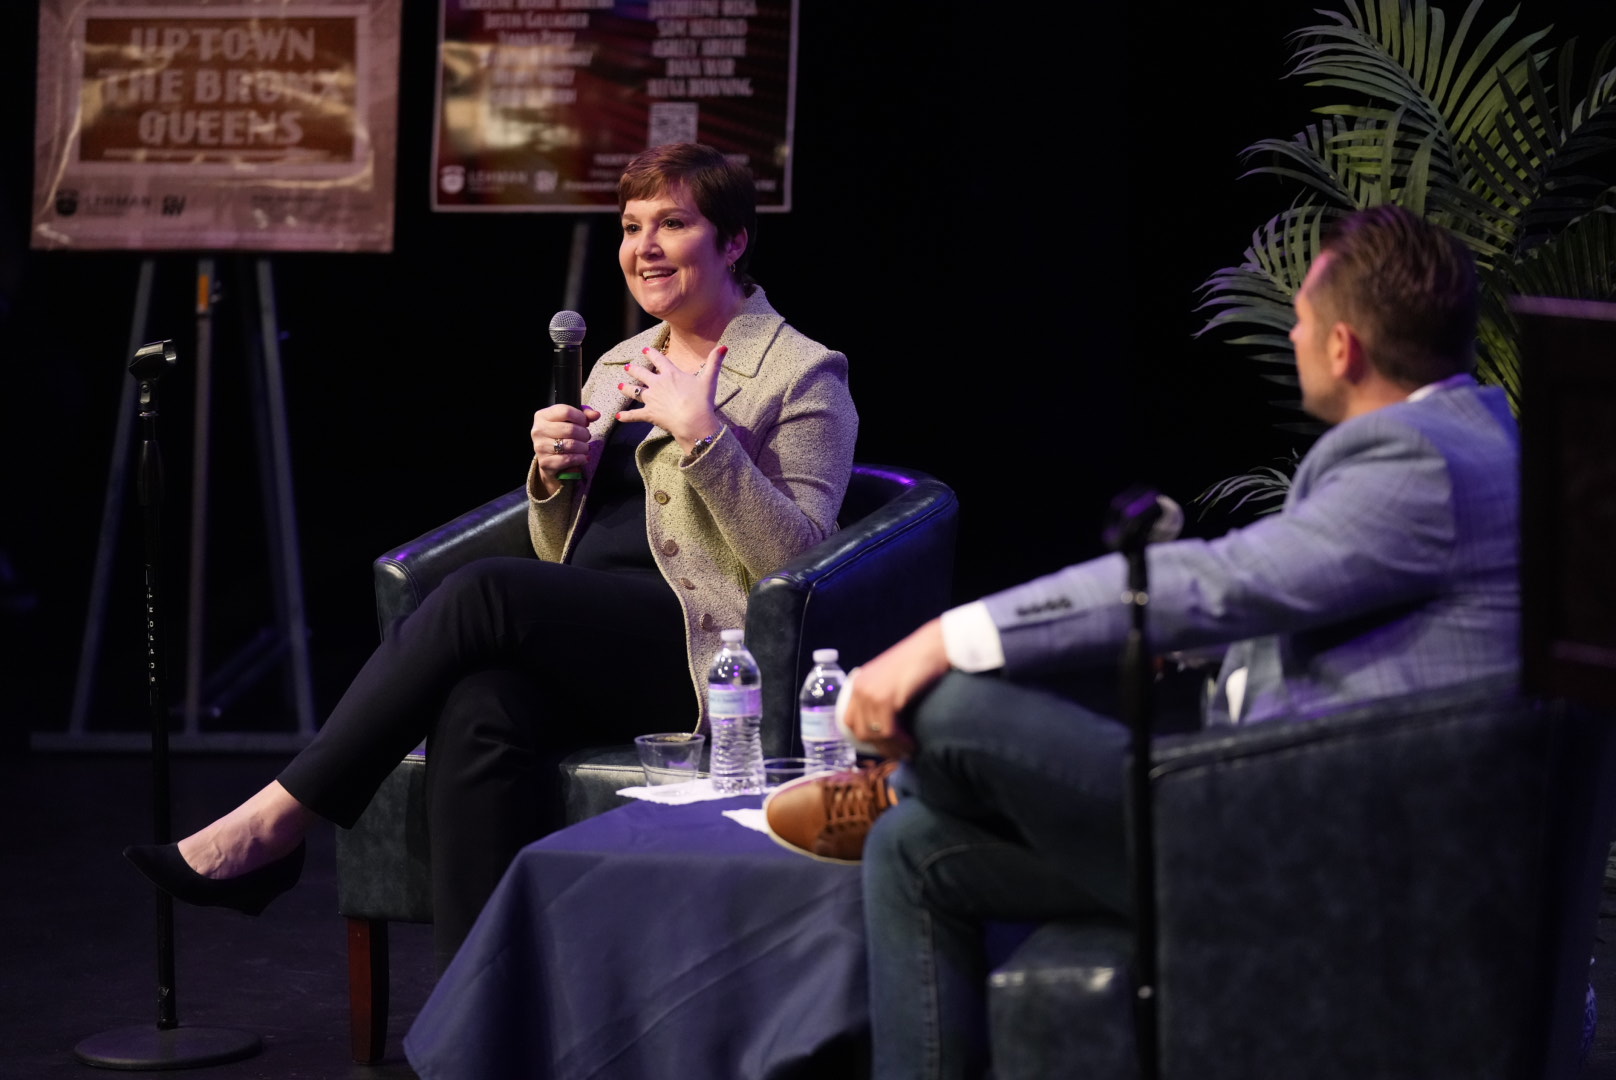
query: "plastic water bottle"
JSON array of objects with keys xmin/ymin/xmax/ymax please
[
  {"xmin": 707, "ymin": 628, "xmax": 764, "ymax": 795},
  {"xmin": 800, "ymin": 648, "xmax": 854, "ymax": 773}
]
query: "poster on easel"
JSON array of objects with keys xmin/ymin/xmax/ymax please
[
  {"xmin": 433, "ymin": 0, "xmax": 797, "ymax": 213},
  {"xmin": 31, "ymin": 0, "xmax": 401, "ymax": 252}
]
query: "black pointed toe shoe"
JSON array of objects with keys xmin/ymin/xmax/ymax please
[{"xmin": 123, "ymin": 841, "xmax": 305, "ymax": 917}]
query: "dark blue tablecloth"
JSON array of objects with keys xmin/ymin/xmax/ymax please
[{"xmin": 404, "ymin": 795, "xmax": 869, "ymax": 1080}]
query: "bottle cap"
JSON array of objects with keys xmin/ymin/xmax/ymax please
[
  {"xmin": 812, "ymin": 648, "xmax": 839, "ymax": 663},
  {"xmin": 721, "ymin": 628, "xmax": 744, "ymax": 642}
]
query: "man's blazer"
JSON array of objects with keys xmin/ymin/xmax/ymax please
[{"xmin": 982, "ymin": 378, "xmax": 1520, "ymax": 724}]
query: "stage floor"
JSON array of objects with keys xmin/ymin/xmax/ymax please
[
  {"xmin": 0, "ymin": 752, "xmax": 431, "ymax": 1079},
  {"xmin": 6, "ymin": 750, "xmax": 1616, "ymax": 1079}
]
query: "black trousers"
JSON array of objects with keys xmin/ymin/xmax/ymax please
[{"xmin": 278, "ymin": 556, "xmax": 692, "ymax": 967}]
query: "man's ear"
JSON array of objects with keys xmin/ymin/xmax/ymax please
[{"xmin": 1330, "ymin": 322, "xmax": 1368, "ymax": 382}]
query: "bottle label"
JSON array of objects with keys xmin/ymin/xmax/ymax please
[
  {"xmin": 708, "ymin": 686, "xmax": 761, "ymax": 718},
  {"xmin": 800, "ymin": 705, "xmax": 837, "ymax": 741}
]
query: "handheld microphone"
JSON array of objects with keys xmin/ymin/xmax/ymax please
[{"xmin": 548, "ymin": 310, "xmax": 586, "ymax": 480}]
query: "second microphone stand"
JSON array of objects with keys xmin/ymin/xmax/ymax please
[
  {"xmin": 1104, "ymin": 487, "xmax": 1175, "ymax": 1080},
  {"xmin": 73, "ymin": 341, "xmax": 262, "ymax": 1071}
]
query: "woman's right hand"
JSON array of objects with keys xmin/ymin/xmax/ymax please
[{"xmin": 532, "ymin": 404, "xmax": 601, "ymax": 496}]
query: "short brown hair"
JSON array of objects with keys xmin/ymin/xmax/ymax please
[
  {"xmin": 619, "ymin": 143, "xmax": 757, "ymax": 280},
  {"xmin": 1310, "ymin": 205, "xmax": 1478, "ymax": 386}
]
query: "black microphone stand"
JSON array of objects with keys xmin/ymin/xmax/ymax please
[
  {"xmin": 74, "ymin": 342, "xmax": 261, "ymax": 1071},
  {"xmin": 1104, "ymin": 487, "xmax": 1170, "ymax": 1080}
]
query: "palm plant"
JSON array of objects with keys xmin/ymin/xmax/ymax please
[{"xmin": 1196, "ymin": 0, "xmax": 1616, "ymax": 515}]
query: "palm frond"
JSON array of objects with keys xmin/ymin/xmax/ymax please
[
  {"xmin": 1517, "ymin": 43, "xmax": 1616, "ymax": 237},
  {"xmin": 1507, "ymin": 205, "xmax": 1616, "ymax": 298},
  {"xmin": 1475, "ymin": 285, "xmax": 1523, "ymax": 408},
  {"xmin": 1241, "ymin": 118, "xmax": 1374, "ymax": 208},
  {"xmin": 1291, "ymin": 1, "xmax": 1563, "ymax": 222},
  {"xmin": 1576, "ymin": 38, "xmax": 1616, "ymax": 125},
  {"xmin": 1196, "ymin": 206, "xmax": 1332, "ymax": 345},
  {"xmin": 1197, "ymin": 0, "xmax": 1616, "ymax": 495},
  {"xmin": 1422, "ymin": 178, "xmax": 1520, "ymax": 255},
  {"xmin": 1195, "ymin": 452, "xmax": 1302, "ymax": 519}
]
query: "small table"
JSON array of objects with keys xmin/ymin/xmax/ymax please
[{"xmin": 403, "ymin": 794, "xmax": 870, "ymax": 1080}]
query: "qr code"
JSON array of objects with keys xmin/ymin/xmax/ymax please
[{"xmin": 649, "ymin": 102, "xmax": 698, "ymax": 147}]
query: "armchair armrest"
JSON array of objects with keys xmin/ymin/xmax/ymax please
[
  {"xmin": 747, "ymin": 466, "xmax": 959, "ymax": 756},
  {"xmin": 372, "ymin": 487, "xmax": 532, "ymax": 635}
]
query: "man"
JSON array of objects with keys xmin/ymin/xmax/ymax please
[{"xmin": 764, "ymin": 205, "xmax": 1520, "ymax": 1079}]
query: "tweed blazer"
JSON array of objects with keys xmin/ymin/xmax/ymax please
[
  {"xmin": 525, "ymin": 287, "xmax": 858, "ymax": 727},
  {"xmin": 981, "ymin": 378, "xmax": 1520, "ymax": 724}
]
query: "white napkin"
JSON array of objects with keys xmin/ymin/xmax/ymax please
[
  {"xmin": 614, "ymin": 778, "xmax": 734, "ymax": 804},
  {"xmin": 723, "ymin": 807, "xmax": 770, "ymax": 834}
]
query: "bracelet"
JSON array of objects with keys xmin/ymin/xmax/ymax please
[{"xmin": 687, "ymin": 424, "xmax": 726, "ymax": 460}]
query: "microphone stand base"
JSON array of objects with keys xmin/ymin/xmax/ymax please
[{"xmin": 74, "ymin": 1024, "xmax": 261, "ymax": 1071}]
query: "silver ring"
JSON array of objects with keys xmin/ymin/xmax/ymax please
[
  {"xmin": 869, "ymin": 723, "xmax": 884, "ymax": 736},
  {"xmin": 634, "ymin": 384, "xmax": 644, "ymax": 399},
  {"xmin": 552, "ymin": 438, "xmax": 564, "ymax": 455}
]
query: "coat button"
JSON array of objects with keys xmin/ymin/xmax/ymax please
[
  {"xmin": 653, "ymin": 490, "xmax": 670, "ymax": 505},
  {"xmin": 679, "ymin": 577, "xmax": 696, "ymax": 590},
  {"xmin": 701, "ymin": 613, "xmax": 716, "ymax": 632},
  {"xmin": 661, "ymin": 539, "xmax": 679, "ymax": 556}
]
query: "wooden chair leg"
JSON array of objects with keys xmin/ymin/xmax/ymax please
[{"xmin": 347, "ymin": 917, "xmax": 390, "ymax": 1064}]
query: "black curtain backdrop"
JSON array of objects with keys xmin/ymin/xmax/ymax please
[{"xmin": 3, "ymin": 1, "xmax": 1613, "ymax": 744}]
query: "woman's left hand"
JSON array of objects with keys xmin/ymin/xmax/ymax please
[{"xmin": 620, "ymin": 344, "xmax": 726, "ymax": 453}]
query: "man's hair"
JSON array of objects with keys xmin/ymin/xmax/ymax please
[
  {"xmin": 1310, "ymin": 204, "xmax": 1479, "ymax": 386},
  {"xmin": 619, "ymin": 143, "xmax": 757, "ymax": 280}
]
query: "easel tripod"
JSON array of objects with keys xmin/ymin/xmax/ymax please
[{"xmin": 36, "ymin": 256, "xmax": 316, "ymax": 751}]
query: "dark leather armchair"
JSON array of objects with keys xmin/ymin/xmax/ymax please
[
  {"xmin": 986, "ymin": 677, "xmax": 1616, "ymax": 1079},
  {"xmin": 334, "ymin": 463, "xmax": 959, "ymax": 1063}
]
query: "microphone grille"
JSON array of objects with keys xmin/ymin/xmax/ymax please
[
  {"xmin": 1151, "ymin": 496, "xmax": 1185, "ymax": 544},
  {"xmin": 548, "ymin": 310, "xmax": 587, "ymax": 347}
]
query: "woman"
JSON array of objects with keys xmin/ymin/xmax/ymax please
[{"xmin": 125, "ymin": 143, "xmax": 859, "ymax": 968}]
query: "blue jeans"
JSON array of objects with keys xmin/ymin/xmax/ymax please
[{"xmin": 862, "ymin": 672, "xmax": 1133, "ymax": 1080}]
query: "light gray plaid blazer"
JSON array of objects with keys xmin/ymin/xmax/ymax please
[{"xmin": 983, "ymin": 378, "xmax": 1520, "ymax": 725}]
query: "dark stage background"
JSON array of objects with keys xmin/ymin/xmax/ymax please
[{"xmin": 2, "ymin": 1, "xmax": 1613, "ymax": 747}]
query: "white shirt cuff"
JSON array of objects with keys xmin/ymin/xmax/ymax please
[
  {"xmin": 940, "ymin": 602, "xmax": 1006, "ymax": 673},
  {"xmin": 1224, "ymin": 666, "xmax": 1248, "ymax": 724}
]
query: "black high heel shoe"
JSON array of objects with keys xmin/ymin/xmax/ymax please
[{"xmin": 122, "ymin": 841, "xmax": 305, "ymax": 916}]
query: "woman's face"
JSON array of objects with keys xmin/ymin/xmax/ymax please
[{"xmin": 619, "ymin": 184, "xmax": 746, "ymax": 331}]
